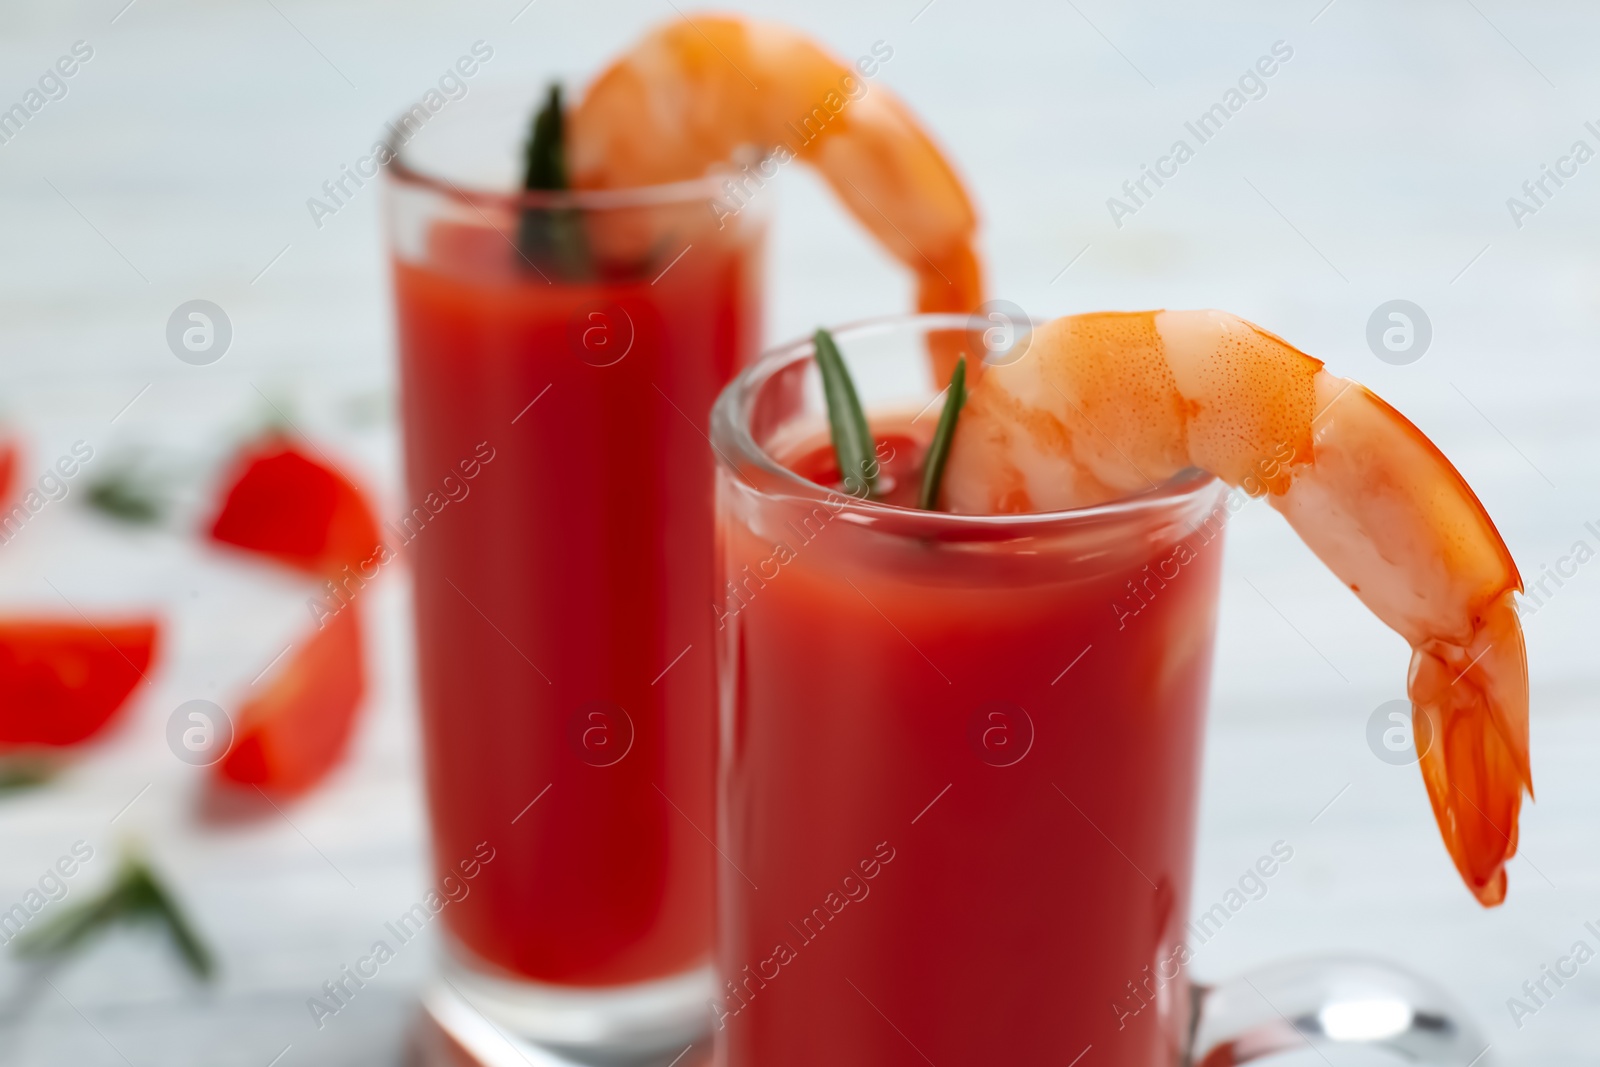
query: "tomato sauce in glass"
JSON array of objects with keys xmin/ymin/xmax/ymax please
[
  {"xmin": 715, "ymin": 422, "xmax": 1225, "ymax": 1064},
  {"xmin": 396, "ymin": 217, "xmax": 760, "ymax": 986}
]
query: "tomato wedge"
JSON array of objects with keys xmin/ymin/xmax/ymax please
[
  {"xmin": 0, "ymin": 621, "xmax": 158, "ymax": 747},
  {"xmin": 209, "ymin": 438, "xmax": 380, "ymax": 578},
  {"xmin": 217, "ymin": 608, "xmax": 364, "ymax": 795},
  {"xmin": 0, "ymin": 436, "xmax": 18, "ymax": 506}
]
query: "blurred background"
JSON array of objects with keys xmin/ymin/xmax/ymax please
[{"xmin": 1, "ymin": 0, "xmax": 1596, "ymax": 1063}]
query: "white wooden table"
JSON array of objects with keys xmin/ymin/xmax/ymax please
[{"xmin": 1, "ymin": 0, "xmax": 1597, "ymax": 1063}]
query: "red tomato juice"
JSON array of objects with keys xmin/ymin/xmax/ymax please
[
  {"xmin": 395, "ymin": 217, "xmax": 761, "ymax": 986},
  {"xmin": 715, "ymin": 428, "xmax": 1226, "ymax": 1065}
]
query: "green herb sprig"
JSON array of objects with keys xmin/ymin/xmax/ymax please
[
  {"xmin": 13, "ymin": 851, "xmax": 215, "ymax": 981},
  {"xmin": 85, "ymin": 466, "xmax": 166, "ymax": 525},
  {"xmin": 0, "ymin": 761, "xmax": 57, "ymax": 796},
  {"xmin": 812, "ymin": 329, "xmax": 878, "ymax": 498},
  {"xmin": 917, "ymin": 357, "xmax": 967, "ymax": 511},
  {"xmin": 516, "ymin": 83, "xmax": 590, "ymax": 280},
  {"xmin": 523, "ymin": 83, "xmax": 567, "ymax": 191}
]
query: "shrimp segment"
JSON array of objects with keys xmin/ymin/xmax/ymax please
[
  {"xmin": 569, "ymin": 16, "xmax": 983, "ymax": 339},
  {"xmin": 944, "ymin": 310, "xmax": 1529, "ymax": 905}
]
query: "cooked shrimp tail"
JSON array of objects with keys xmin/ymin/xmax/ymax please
[
  {"xmin": 945, "ymin": 309, "xmax": 1530, "ymax": 904},
  {"xmin": 1410, "ymin": 591, "xmax": 1528, "ymax": 905}
]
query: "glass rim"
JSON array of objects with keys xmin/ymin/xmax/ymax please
[
  {"xmin": 710, "ymin": 313, "xmax": 1222, "ymax": 535},
  {"xmin": 385, "ymin": 131, "xmax": 732, "ymax": 213}
]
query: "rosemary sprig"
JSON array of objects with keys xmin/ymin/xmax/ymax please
[
  {"xmin": 13, "ymin": 851, "xmax": 215, "ymax": 980},
  {"xmin": 85, "ymin": 466, "xmax": 166, "ymax": 525},
  {"xmin": 516, "ymin": 83, "xmax": 590, "ymax": 280},
  {"xmin": 0, "ymin": 761, "xmax": 57, "ymax": 795},
  {"xmin": 523, "ymin": 83, "xmax": 567, "ymax": 190},
  {"xmin": 812, "ymin": 329, "xmax": 878, "ymax": 498},
  {"xmin": 917, "ymin": 357, "xmax": 967, "ymax": 511}
]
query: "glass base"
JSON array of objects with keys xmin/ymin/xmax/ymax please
[{"xmin": 423, "ymin": 952, "xmax": 712, "ymax": 1064}]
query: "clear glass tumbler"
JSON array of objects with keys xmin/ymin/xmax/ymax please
[
  {"xmin": 708, "ymin": 316, "xmax": 1490, "ymax": 1067},
  {"xmin": 385, "ymin": 88, "xmax": 764, "ymax": 1057}
]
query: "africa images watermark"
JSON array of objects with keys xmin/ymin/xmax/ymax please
[
  {"xmin": 1106, "ymin": 40, "xmax": 1295, "ymax": 229},
  {"xmin": 307, "ymin": 440, "xmax": 497, "ymax": 627},
  {"xmin": 0, "ymin": 440, "xmax": 96, "ymax": 546},
  {"xmin": 0, "ymin": 840, "xmax": 97, "ymax": 944},
  {"xmin": 1505, "ymin": 119, "xmax": 1600, "ymax": 230},
  {"xmin": 305, "ymin": 40, "xmax": 495, "ymax": 230},
  {"xmin": 1112, "ymin": 442, "xmax": 1296, "ymax": 630},
  {"xmin": 708, "ymin": 40, "xmax": 895, "ymax": 228},
  {"xmin": 1112, "ymin": 840, "xmax": 1295, "ymax": 1031},
  {"xmin": 307, "ymin": 841, "xmax": 497, "ymax": 1029},
  {"xmin": 0, "ymin": 40, "xmax": 95, "ymax": 148},
  {"xmin": 1505, "ymin": 917, "xmax": 1600, "ymax": 1030},
  {"xmin": 710, "ymin": 840, "xmax": 897, "ymax": 1031},
  {"xmin": 1512, "ymin": 516, "xmax": 1600, "ymax": 619},
  {"xmin": 712, "ymin": 442, "xmax": 896, "ymax": 631}
]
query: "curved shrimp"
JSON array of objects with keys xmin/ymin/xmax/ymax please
[
  {"xmin": 943, "ymin": 310, "xmax": 1530, "ymax": 906},
  {"xmin": 569, "ymin": 14, "xmax": 983, "ymax": 369}
]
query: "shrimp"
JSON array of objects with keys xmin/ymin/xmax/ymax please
[
  {"xmin": 943, "ymin": 310, "xmax": 1529, "ymax": 906},
  {"xmin": 569, "ymin": 14, "xmax": 983, "ymax": 371}
]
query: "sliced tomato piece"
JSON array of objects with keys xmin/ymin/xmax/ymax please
[
  {"xmin": 217, "ymin": 607, "xmax": 364, "ymax": 795},
  {"xmin": 209, "ymin": 437, "xmax": 380, "ymax": 578},
  {"xmin": 0, "ymin": 436, "xmax": 19, "ymax": 506},
  {"xmin": 0, "ymin": 621, "xmax": 158, "ymax": 746}
]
